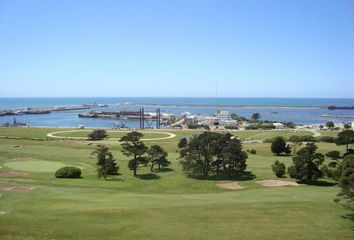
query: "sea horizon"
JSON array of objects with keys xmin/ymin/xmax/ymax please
[{"xmin": 1, "ymin": 97, "xmax": 354, "ymax": 110}]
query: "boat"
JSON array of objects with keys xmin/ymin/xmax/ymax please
[{"xmin": 328, "ymin": 105, "xmax": 354, "ymax": 110}]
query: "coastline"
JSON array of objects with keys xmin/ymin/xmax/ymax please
[{"xmin": 119, "ymin": 103, "xmax": 323, "ymax": 109}]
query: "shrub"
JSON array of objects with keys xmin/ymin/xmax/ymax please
[
  {"xmin": 88, "ymin": 129, "xmax": 108, "ymax": 141},
  {"xmin": 288, "ymin": 165, "xmax": 299, "ymax": 179},
  {"xmin": 325, "ymin": 150, "xmax": 341, "ymax": 160},
  {"xmin": 319, "ymin": 136, "xmax": 336, "ymax": 143},
  {"xmin": 225, "ymin": 125, "xmax": 238, "ymax": 130},
  {"xmin": 272, "ymin": 160, "xmax": 286, "ymax": 177},
  {"xmin": 321, "ymin": 164, "xmax": 341, "ymax": 180},
  {"xmin": 55, "ymin": 166, "xmax": 81, "ymax": 178},
  {"xmin": 250, "ymin": 149, "xmax": 257, "ymax": 154},
  {"xmin": 263, "ymin": 138, "xmax": 274, "ymax": 143},
  {"xmin": 187, "ymin": 124, "xmax": 209, "ymax": 130}
]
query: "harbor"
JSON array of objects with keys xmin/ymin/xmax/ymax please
[
  {"xmin": 0, "ymin": 103, "xmax": 108, "ymax": 116},
  {"xmin": 1, "ymin": 98, "xmax": 354, "ymax": 128}
]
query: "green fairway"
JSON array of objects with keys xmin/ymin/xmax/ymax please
[
  {"xmin": 232, "ymin": 129, "xmax": 312, "ymax": 140},
  {"xmin": 49, "ymin": 129, "xmax": 174, "ymax": 140},
  {"xmin": 0, "ymin": 127, "xmax": 352, "ymax": 240},
  {"xmin": 3, "ymin": 160, "xmax": 83, "ymax": 172}
]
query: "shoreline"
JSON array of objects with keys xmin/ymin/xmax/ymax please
[{"xmin": 118, "ymin": 103, "xmax": 323, "ymax": 109}]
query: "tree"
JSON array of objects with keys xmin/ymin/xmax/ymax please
[
  {"xmin": 212, "ymin": 132, "xmax": 233, "ymax": 174},
  {"xmin": 231, "ymin": 113, "xmax": 239, "ymax": 120},
  {"xmin": 222, "ymin": 138, "xmax": 248, "ymax": 174},
  {"xmin": 88, "ymin": 129, "xmax": 108, "ymax": 141},
  {"xmin": 335, "ymin": 130, "xmax": 354, "ymax": 153},
  {"xmin": 271, "ymin": 137, "xmax": 291, "ymax": 155},
  {"xmin": 325, "ymin": 150, "xmax": 343, "ymax": 181},
  {"xmin": 326, "ymin": 121, "xmax": 335, "ymax": 130},
  {"xmin": 272, "ymin": 160, "xmax": 286, "ymax": 177},
  {"xmin": 251, "ymin": 113, "xmax": 261, "ymax": 122},
  {"xmin": 288, "ymin": 143, "xmax": 324, "ymax": 183},
  {"xmin": 120, "ymin": 131, "xmax": 147, "ymax": 176},
  {"xmin": 336, "ymin": 154, "xmax": 354, "ymax": 211},
  {"xmin": 289, "ymin": 135, "xmax": 302, "ymax": 155},
  {"xmin": 179, "ymin": 132, "xmax": 248, "ymax": 177},
  {"xmin": 178, "ymin": 137, "xmax": 188, "ymax": 149},
  {"xmin": 92, "ymin": 145, "xmax": 119, "ymax": 180},
  {"xmin": 179, "ymin": 131, "xmax": 218, "ymax": 176},
  {"xmin": 344, "ymin": 123, "xmax": 352, "ymax": 130},
  {"xmin": 147, "ymin": 145, "xmax": 170, "ymax": 171}
]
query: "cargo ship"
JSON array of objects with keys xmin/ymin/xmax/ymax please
[{"xmin": 328, "ymin": 105, "xmax": 354, "ymax": 110}]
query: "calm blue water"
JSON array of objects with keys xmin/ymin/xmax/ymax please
[{"xmin": 0, "ymin": 97, "xmax": 353, "ymax": 128}]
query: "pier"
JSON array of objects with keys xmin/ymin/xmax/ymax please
[{"xmin": 0, "ymin": 103, "xmax": 108, "ymax": 116}]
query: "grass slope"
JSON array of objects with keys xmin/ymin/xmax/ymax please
[{"xmin": 0, "ymin": 127, "xmax": 352, "ymax": 239}]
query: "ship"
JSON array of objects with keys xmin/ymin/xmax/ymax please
[{"xmin": 328, "ymin": 105, "xmax": 354, "ymax": 110}]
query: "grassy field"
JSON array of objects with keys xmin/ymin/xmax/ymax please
[{"xmin": 0, "ymin": 127, "xmax": 352, "ymax": 239}]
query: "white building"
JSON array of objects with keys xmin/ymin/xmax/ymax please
[
  {"xmin": 184, "ymin": 115, "xmax": 197, "ymax": 125},
  {"xmin": 273, "ymin": 123, "xmax": 284, "ymax": 129},
  {"xmin": 223, "ymin": 120, "xmax": 238, "ymax": 127},
  {"xmin": 216, "ymin": 110, "xmax": 230, "ymax": 122}
]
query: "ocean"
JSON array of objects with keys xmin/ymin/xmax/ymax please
[{"xmin": 0, "ymin": 97, "xmax": 354, "ymax": 128}]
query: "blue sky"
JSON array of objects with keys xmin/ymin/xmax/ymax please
[{"xmin": 0, "ymin": 0, "xmax": 353, "ymax": 98}]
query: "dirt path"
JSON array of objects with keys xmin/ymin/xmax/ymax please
[
  {"xmin": 2, "ymin": 185, "xmax": 36, "ymax": 193},
  {"xmin": 0, "ymin": 171, "xmax": 28, "ymax": 177},
  {"xmin": 47, "ymin": 130, "xmax": 176, "ymax": 141}
]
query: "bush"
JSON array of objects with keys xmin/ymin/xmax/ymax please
[
  {"xmin": 250, "ymin": 149, "xmax": 257, "ymax": 154},
  {"xmin": 245, "ymin": 123, "xmax": 275, "ymax": 130},
  {"xmin": 225, "ymin": 125, "xmax": 238, "ymax": 130},
  {"xmin": 297, "ymin": 135, "xmax": 317, "ymax": 142},
  {"xmin": 272, "ymin": 160, "xmax": 286, "ymax": 177},
  {"xmin": 288, "ymin": 165, "xmax": 298, "ymax": 178},
  {"xmin": 88, "ymin": 129, "xmax": 108, "ymax": 141},
  {"xmin": 187, "ymin": 124, "xmax": 209, "ymax": 130},
  {"xmin": 319, "ymin": 136, "xmax": 336, "ymax": 143},
  {"xmin": 325, "ymin": 150, "xmax": 341, "ymax": 160},
  {"xmin": 321, "ymin": 164, "xmax": 340, "ymax": 180},
  {"xmin": 55, "ymin": 166, "xmax": 81, "ymax": 178}
]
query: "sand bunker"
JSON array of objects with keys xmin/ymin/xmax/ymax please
[
  {"xmin": 13, "ymin": 145, "xmax": 23, "ymax": 148},
  {"xmin": 0, "ymin": 171, "xmax": 28, "ymax": 177},
  {"xmin": 0, "ymin": 211, "xmax": 9, "ymax": 216},
  {"xmin": 2, "ymin": 185, "xmax": 36, "ymax": 193},
  {"xmin": 256, "ymin": 179, "xmax": 300, "ymax": 187},
  {"xmin": 216, "ymin": 181, "xmax": 243, "ymax": 190}
]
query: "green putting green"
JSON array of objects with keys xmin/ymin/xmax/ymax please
[{"xmin": 4, "ymin": 160, "xmax": 80, "ymax": 173}]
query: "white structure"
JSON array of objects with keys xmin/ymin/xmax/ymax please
[
  {"xmin": 198, "ymin": 115, "xmax": 218, "ymax": 125},
  {"xmin": 180, "ymin": 111, "xmax": 191, "ymax": 118},
  {"xmin": 273, "ymin": 123, "xmax": 284, "ymax": 129},
  {"xmin": 184, "ymin": 115, "xmax": 197, "ymax": 125},
  {"xmin": 223, "ymin": 120, "xmax": 238, "ymax": 127},
  {"xmin": 216, "ymin": 110, "xmax": 230, "ymax": 123}
]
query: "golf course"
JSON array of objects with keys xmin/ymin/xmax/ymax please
[{"xmin": 0, "ymin": 127, "xmax": 353, "ymax": 239}]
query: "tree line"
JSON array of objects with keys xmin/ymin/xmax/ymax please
[
  {"xmin": 178, "ymin": 132, "xmax": 248, "ymax": 178},
  {"xmin": 270, "ymin": 129, "xmax": 354, "ymax": 212},
  {"xmin": 91, "ymin": 131, "xmax": 170, "ymax": 180}
]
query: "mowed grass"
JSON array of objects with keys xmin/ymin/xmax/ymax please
[
  {"xmin": 0, "ymin": 127, "xmax": 352, "ymax": 240},
  {"xmin": 51, "ymin": 130, "xmax": 172, "ymax": 139}
]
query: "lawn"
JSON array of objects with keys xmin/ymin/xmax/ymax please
[{"xmin": 0, "ymin": 127, "xmax": 352, "ymax": 239}]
